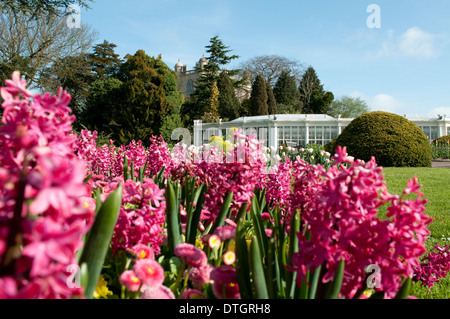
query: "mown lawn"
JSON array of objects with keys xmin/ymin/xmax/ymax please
[{"xmin": 381, "ymin": 167, "xmax": 450, "ymax": 299}]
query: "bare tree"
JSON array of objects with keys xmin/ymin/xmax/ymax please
[
  {"xmin": 0, "ymin": 7, "xmax": 96, "ymax": 90},
  {"xmin": 239, "ymin": 54, "xmax": 305, "ymax": 87}
]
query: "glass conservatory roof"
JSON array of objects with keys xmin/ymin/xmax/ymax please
[{"xmin": 228, "ymin": 114, "xmax": 337, "ymax": 123}]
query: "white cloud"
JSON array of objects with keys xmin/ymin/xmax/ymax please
[
  {"xmin": 375, "ymin": 27, "xmax": 444, "ymax": 59},
  {"xmin": 369, "ymin": 94, "xmax": 405, "ymax": 113},
  {"xmin": 349, "ymin": 91, "xmax": 404, "ymax": 114},
  {"xmin": 398, "ymin": 27, "xmax": 440, "ymax": 58}
]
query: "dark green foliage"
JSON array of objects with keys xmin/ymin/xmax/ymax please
[
  {"xmin": 83, "ymin": 50, "xmax": 183, "ymax": 146},
  {"xmin": 324, "ymin": 137, "xmax": 338, "ymax": 154},
  {"xmin": 183, "ymin": 36, "xmax": 240, "ymax": 125},
  {"xmin": 273, "ymin": 70, "xmax": 301, "ymax": 112},
  {"xmin": 0, "ymin": 0, "xmax": 91, "ymax": 17},
  {"xmin": 266, "ymin": 84, "xmax": 278, "ymax": 114},
  {"xmin": 249, "ymin": 75, "xmax": 268, "ymax": 116},
  {"xmin": 330, "ymin": 111, "xmax": 432, "ymax": 167},
  {"xmin": 217, "ymin": 71, "xmax": 240, "ymax": 121},
  {"xmin": 83, "ymin": 77, "xmax": 124, "ymax": 134},
  {"xmin": 299, "ymin": 66, "xmax": 333, "ymax": 114},
  {"xmin": 309, "ymin": 90, "xmax": 334, "ymax": 114},
  {"xmin": 277, "ymin": 103, "xmax": 299, "ymax": 114},
  {"xmin": 116, "ymin": 51, "xmax": 170, "ymax": 145},
  {"xmin": 88, "ymin": 40, "xmax": 122, "ymax": 81}
]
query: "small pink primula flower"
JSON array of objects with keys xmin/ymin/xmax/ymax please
[
  {"xmin": 208, "ymin": 234, "xmax": 222, "ymax": 250},
  {"xmin": 132, "ymin": 259, "xmax": 165, "ymax": 288},
  {"xmin": 140, "ymin": 285, "xmax": 175, "ymax": 299},
  {"xmin": 223, "ymin": 251, "xmax": 236, "ymax": 265},
  {"xmin": 210, "ymin": 265, "xmax": 240, "ymax": 299},
  {"xmin": 213, "ymin": 225, "xmax": 236, "ymax": 241},
  {"xmin": 175, "ymin": 243, "xmax": 207, "ymax": 267},
  {"xmin": 189, "ymin": 263, "xmax": 213, "ymax": 289},
  {"xmin": 128, "ymin": 243, "xmax": 155, "ymax": 261},
  {"xmin": 119, "ymin": 270, "xmax": 142, "ymax": 292}
]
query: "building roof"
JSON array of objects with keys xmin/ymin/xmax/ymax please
[{"xmin": 228, "ymin": 114, "xmax": 338, "ymax": 124}]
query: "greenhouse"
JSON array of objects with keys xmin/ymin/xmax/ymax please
[{"xmin": 193, "ymin": 113, "xmax": 450, "ymax": 149}]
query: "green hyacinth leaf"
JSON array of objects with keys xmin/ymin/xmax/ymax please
[
  {"xmin": 165, "ymin": 181, "xmax": 182, "ymax": 254},
  {"xmin": 235, "ymin": 219, "xmax": 253, "ymax": 299},
  {"xmin": 394, "ymin": 277, "xmax": 412, "ymax": 299},
  {"xmin": 250, "ymin": 235, "xmax": 269, "ymax": 299},
  {"xmin": 324, "ymin": 258, "xmax": 345, "ymax": 299},
  {"xmin": 79, "ymin": 183, "xmax": 122, "ymax": 299}
]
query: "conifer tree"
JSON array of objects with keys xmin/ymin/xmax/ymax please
[
  {"xmin": 266, "ymin": 83, "xmax": 278, "ymax": 114},
  {"xmin": 201, "ymin": 81, "xmax": 220, "ymax": 123},
  {"xmin": 249, "ymin": 75, "xmax": 268, "ymax": 116},
  {"xmin": 299, "ymin": 66, "xmax": 334, "ymax": 114},
  {"xmin": 88, "ymin": 40, "xmax": 122, "ymax": 80},
  {"xmin": 183, "ymin": 36, "xmax": 240, "ymax": 125},
  {"xmin": 84, "ymin": 50, "xmax": 183, "ymax": 146},
  {"xmin": 273, "ymin": 70, "xmax": 301, "ymax": 112},
  {"xmin": 217, "ymin": 70, "xmax": 240, "ymax": 121}
]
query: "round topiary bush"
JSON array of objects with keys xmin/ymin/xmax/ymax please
[
  {"xmin": 330, "ymin": 111, "xmax": 432, "ymax": 167},
  {"xmin": 432, "ymin": 134, "xmax": 450, "ymax": 146}
]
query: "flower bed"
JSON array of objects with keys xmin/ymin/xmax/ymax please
[{"xmin": 0, "ymin": 72, "xmax": 448, "ymax": 299}]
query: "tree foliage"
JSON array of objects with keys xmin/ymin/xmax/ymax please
[
  {"xmin": 89, "ymin": 40, "xmax": 122, "ymax": 81},
  {"xmin": 183, "ymin": 36, "xmax": 240, "ymax": 125},
  {"xmin": 201, "ymin": 81, "xmax": 220, "ymax": 123},
  {"xmin": 0, "ymin": 0, "xmax": 91, "ymax": 17},
  {"xmin": 41, "ymin": 54, "xmax": 93, "ymax": 128},
  {"xmin": 266, "ymin": 83, "xmax": 278, "ymax": 115},
  {"xmin": 83, "ymin": 50, "xmax": 184, "ymax": 146},
  {"xmin": 0, "ymin": 6, "xmax": 96, "ymax": 90},
  {"xmin": 217, "ymin": 70, "xmax": 240, "ymax": 121},
  {"xmin": 299, "ymin": 66, "xmax": 334, "ymax": 114},
  {"xmin": 325, "ymin": 95, "xmax": 370, "ymax": 118},
  {"xmin": 249, "ymin": 75, "xmax": 268, "ymax": 116},
  {"xmin": 273, "ymin": 70, "xmax": 301, "ymax": 112}
]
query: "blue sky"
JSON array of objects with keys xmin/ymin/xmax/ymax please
[{"xmin": 81, "ymin": 0, "xmax": 450, "ymax": 117}]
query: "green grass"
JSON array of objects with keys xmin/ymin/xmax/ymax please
[{"xmin": 381, "ymin": 167, "xmax": 450, "ymax": 299}]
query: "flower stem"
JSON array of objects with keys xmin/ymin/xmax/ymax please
[{"xmin": 171, "ymin": 259, "xmax": 186, "ymax": 295}]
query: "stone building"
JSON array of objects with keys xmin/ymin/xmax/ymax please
[{"xmin": 174, "ymin": 56, "xmax": 251, "ymax": 101}]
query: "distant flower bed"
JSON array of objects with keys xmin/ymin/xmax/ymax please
[
  {"xmin": 0, "ymin": 72, "xmax": 448, "ymax": 299},
  {"xmin": 432, "ymin": 142, "xmax": 450, "ymax": 159}
]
